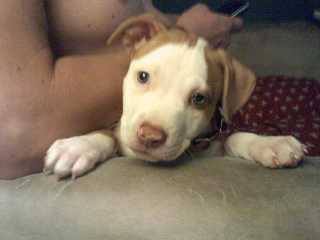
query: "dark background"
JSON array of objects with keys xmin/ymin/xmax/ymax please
[{"xmin": 152, "ymin": 0, "xmax": 320, "ymax": 21}]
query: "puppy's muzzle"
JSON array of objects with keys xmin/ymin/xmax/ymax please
[{"xmin": 137, "ymin": 122, "xmax": 167, "ymax": 149}]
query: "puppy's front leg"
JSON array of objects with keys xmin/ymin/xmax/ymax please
[
  {"xmin": 224, "ymin": 132, "xmax": 306, "ymax": 168},
  {"xmin": 44, "ymin": 130, "xmax": 117, "ymax": 179}
]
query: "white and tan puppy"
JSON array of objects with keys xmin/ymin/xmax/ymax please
[{"xmin": 44, "ymin": 15, "xmax": 305, "ymax": 179}]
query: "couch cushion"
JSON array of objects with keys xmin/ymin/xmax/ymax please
[{"xmin": 1, "ymin": 143, "xmax": 319, "ymax": 240}]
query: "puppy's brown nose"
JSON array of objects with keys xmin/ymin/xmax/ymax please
[{"xmin": 137, "ymin": 123, "xmax": 167, "ymax": 148}]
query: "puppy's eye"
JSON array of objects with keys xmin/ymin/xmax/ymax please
[
  {"xmin": 191, "ymin": 92, "xmax": 209, "ymax": 107},
  {"xmin": 137, "ymin": 71, "xmax": 150, "ymax": 84}
]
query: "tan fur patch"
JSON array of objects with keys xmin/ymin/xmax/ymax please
[
  {"xmin": 203, "ymin": 48, "xmax": 224, "ymax": 121},
  {"xmin": 132, "ymin": 28, "xmax": 197, "ymax": 60}
]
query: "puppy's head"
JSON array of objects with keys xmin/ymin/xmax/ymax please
[{"xmin": 108, "ymin": 14, "xmax": 256, "ymax": 162}]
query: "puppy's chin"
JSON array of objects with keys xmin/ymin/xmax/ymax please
[{"xmin": 127, "ymin": 140, "xmax": 191, "ymax": 163}]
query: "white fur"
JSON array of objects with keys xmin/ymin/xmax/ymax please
[
  {"xmin": 44, "ymin": 131, "xmax": 116, "ymax": 179},
  {"xmin": 225, "ymin": 132, "xmax": 305, "ymax": 168},
  {"xmin": 119, "ymin": 40, "xmax": 210, "ymax": 161},
  {"xmin": 44, "ymin": 38, "xmax": 305, "ymax": 178}
]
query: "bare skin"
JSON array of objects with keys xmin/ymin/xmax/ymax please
[{"xmin": 0, "ymin": 0, "xmax": 242, "ymax": 179}]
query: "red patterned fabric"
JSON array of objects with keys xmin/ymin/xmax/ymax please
[{"xmin": 220, "ymin": 76, "xmax": 320, "ymax": 156}]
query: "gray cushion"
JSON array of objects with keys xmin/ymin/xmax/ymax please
[{"xmin": 1, "ymin": 142, "xmax": 319, "ymax": 240}]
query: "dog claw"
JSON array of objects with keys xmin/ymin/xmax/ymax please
[
  {"xmin": 56, "ymin": 175, "xmax": 67, "ymax": 182},
  {"xmin": 43, "ymin": 168, "xmax": 53, "ymax": 175},
  {"xmin": 272, "ymin": 157, "xmax": 280, "ymax": 167}
]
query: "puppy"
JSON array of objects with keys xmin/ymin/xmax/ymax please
[{"xmin": 44, "ymin": 14, "xmax": 305, "ymax": 179}]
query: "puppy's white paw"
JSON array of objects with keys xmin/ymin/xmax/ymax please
[
  {"xmin": 44, "ymin": 136, "xmax": 113, "ymax": 179},
  {"xmin": 249, "ymin": 136, "xmax": 306, "ymax": 168}
]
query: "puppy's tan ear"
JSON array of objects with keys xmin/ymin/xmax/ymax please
[
  {"xmin": 107, "ymin": 14, "xmax": 167, "ymax": 50},
  {"xmin": 207, "ymin": 49, "xmax": 256, "ymax": 122}
]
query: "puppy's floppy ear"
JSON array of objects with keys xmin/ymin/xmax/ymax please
[
  {"xmin": 207, "ymin": 49, "xmax": 256, "ymax": 122},
  {"xmin": 106, "ymin": 14, "xmax": 168, "ymax": 50}
]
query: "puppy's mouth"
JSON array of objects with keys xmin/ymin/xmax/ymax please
[{"xmin": 129, "ymin": 141, "xmax": 190, "ymax": 162}]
